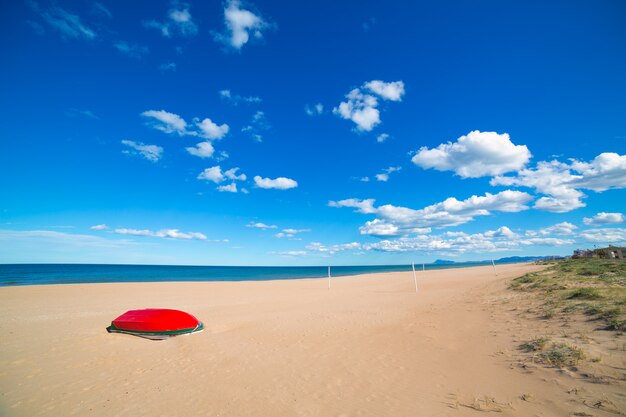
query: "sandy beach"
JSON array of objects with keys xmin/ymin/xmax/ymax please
[{"xmin": 1, "ymin": 263, "xmax": 625, "ymax": 416}]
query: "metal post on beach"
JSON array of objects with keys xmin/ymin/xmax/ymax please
[
  {"xmin": 412, "ymin": 262, "xmax": 418, "ymax": 293},
  {"xmin": 491, "ymin": 259, "xmax": 497, "ymax": 276},
  {"xmin": 328, "ymin": 265, "xmax": 331, "ymax": 289}
]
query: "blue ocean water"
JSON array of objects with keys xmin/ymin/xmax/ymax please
[{"xmin": 0, "ymin": 262, "xmax": 494, "ymax": 287}]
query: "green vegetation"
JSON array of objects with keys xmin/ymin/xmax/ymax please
[
  {"xmin": 520, "ymin": 336, "xmax": 551, "ymax": 352},
  {"xmin": 511, "ymin": 259, "xmax": 626, "ymax": 331},
  {"xmin": 537, "ymin": 343, "xmax": 585, "ymax": 367}
]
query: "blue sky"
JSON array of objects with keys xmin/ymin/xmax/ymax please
[{"xmin": 1, "ymin": 0, "xmax": 625, "ymax": 265}]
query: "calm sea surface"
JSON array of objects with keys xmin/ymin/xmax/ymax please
[{"xmin": 0, "ymin": 262, "xmax": 497, "ymax": 286}]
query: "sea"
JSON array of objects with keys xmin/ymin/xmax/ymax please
[{"xmin": 0, "ymin": 262, "xmax": 499, "ymax": 287}]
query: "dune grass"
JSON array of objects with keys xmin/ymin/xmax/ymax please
[{"xmin": 511, "ymin": 259, "xmax": 626, "ymax": 331}]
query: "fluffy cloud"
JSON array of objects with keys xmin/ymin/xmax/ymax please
[
  {"xmin": 363, "ymin": 80, "xmax": 405, "ymax": 101},
  {"xmin": 492, "ymin": 153, "xmax": 626, "ymax": 213},
  {"xmin": 114, "ymin": 228, "xmax": 207, "ymax": 240},
  {"xmin": 579, "ymin": 228, "xmax": 626, "ymax": 243},
  {"xmin": 538, "ymin": 222, "xmax": 577, "ymax": 236},
  {"xmin": 247, "ymin": 222, "xmax": 277, "ymax": 229},
  {"xmin": 197, "ymin": 166, "xmax": 224, "ymax": 183},
  {"xmin": 143, "ymin": 3, "xmax": 198, "ymax": 38},
  {"xmin": 306, "ymin": 242, "xmax": 362, "ymax": 254},
  {"xmin": 198, "ymin": 166, "xmax": 246, "ymax": 184},
  {"xmin": 29, "ymin": 3, "xmax": 96, "ymax": 41},
  {"xmin": 333, "ymin": 80, "xmax": 405, "ymax": 131},
  {"xmin": 141, "ymin": 110, "xmax": 189, "ymax": 135},
  {"xmin": 121, "ymin": 140, "xmax": 163, "ymax": 162},
  {"xmin": 197, "ymin": 118, "xmax": 229, "ymax": 140},
  {"xmin": 186, "ymin": 141, "xmax": 215, "ymax": 159},
  {"xmin": 217, "ymin": 183, "xmax": 238, "ymax": 193},
  {"xmin": 330, "ymin": 190, "xmax": 533, "ymax": 237},
  {"xmin": 412, "ymin": 131, "xmax": 531, "ymax": 178},
  {"xmin": 254, "ymin": 176, "xmax": 298, "ymax": 190},
  {"xmin": 275, "ymin": 228, "xmax": 311, "ymax": 238},
  {"xmin": 328, "ymin": 198, "xmax": 377, "ymax": 214},
  {"xmin": 306, "ymin": 224, "xmax": 573, "ymax": 255},
  {"xmin": 583, "ymin": 212, "xmax": 625, "ymax": 226},
  {"xmin": 375, "ymin": 166, "xmax": 401, "ymax": 182},
  {"xmin": 141, "ymin": 110, "xmax": 230, "ymax": 140},
  {"xmin": 214, "ymin": 0, "xmax": 270, "ymax": 50}
]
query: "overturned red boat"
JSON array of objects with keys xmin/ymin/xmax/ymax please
[{"xmin": 107, "ymin": 308, "xmax": 204, "ymax": 340}]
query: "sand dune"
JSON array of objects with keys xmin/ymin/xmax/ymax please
[{"xmin": 1, "ymin": 263, "xmax": 624, "ymax": 416}]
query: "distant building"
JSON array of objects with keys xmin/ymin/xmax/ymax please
[
  {"xmin": 572, "ymin": 249, "xmax": 595, "ymax": 259},
  {"xmin": 573, "ymin": 246, "xmax": 625, "ymax": 259},
  {"xmin": 594, "ymin": 245, "xmax": 625, "ymax": 259}
]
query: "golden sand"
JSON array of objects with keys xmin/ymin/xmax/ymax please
[{"xmin": 1, "ymin": 263, "xmax": 624, "ymax": 416}]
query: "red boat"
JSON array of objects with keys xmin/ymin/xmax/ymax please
[{"xmin": 107, "ymin": 309, "xmax": 204, "ymax": 340}]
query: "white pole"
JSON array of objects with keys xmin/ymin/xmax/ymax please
[
  {"xmin": 422, "ymin": 263, "xmax": 425, "ymax": 272},
  {"xmin": 328, "ymin": 265, "xmax": 331, "ymax": 289},
  {"xmin": 412, "ymin": 262, "xmax": 418, "ymax": 293},
  {"xmin": 491, "ymin": 259, "xmax": 497, "ymax": 276}
]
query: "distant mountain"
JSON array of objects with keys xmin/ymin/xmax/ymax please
[
  {"xmin": 495, "ymin": 256, "xmax": 559, "ymax": 263},
  {"xmin": 429, "ymin": 256, "xmax": 562, "ymax": 265},
  {"xmin": 432, "ymin": 259, "xmax": 456, "ymax": 265}
]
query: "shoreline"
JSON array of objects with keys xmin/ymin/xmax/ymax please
[{"xmin": 0, "ymin": 260, "xmax": 535, "ymax": 287}]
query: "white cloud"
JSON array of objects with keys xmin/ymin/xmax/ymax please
[
  {"xmin": 491, "ymin": 152, "xmax": 626, "ymax": 213},
  {"xmin": 254, "ymin": 176, "xmax": 298, "ymax": 190},
  {"xmin": 330, "ymin": 190, "xmax": 533, "ymax": 236},
  {"xmin": 186, "ymin": 141, "xmax": 215, "ymax": 159},
  {"xmin": 247, "ymin": 222, "xmax": 277, "ymax": 229},
  {"xmin": 583, "ymin": 212, "xmax": 625, "ymax": 226},
  {"xmin": 333, "ymin": 80, "xmax": 404, "ymax": 132},
  {"xmin": 198, "ymin": 166, "xmax": 246, "ymax": 192},
  {"xmin": 141, "ymin": 110, "xmax": 229, "ymax": 141},
  {"xmin": 141, "ymin": 110, "xmax": 189, "ymax": 135},
  {"xmin": 114, "ymin": 228, "xmax": 207, "ymax": 240},
  {"xmin": 579, "ymin": 228, "xmax": 626, "ymax": 243},
  {"xmin": 114, "ymin": 41, "xmax": 148, "ymax": 58},
  {"xmin": 275, "ymin": 228, "xmax": 311, "ymax": 238},
  {"xmin": 272, "ymin": 250, "xmax": 307, "ymax": 256},
  {"xmin": 305, "ymin": 103, "xmax": 324, "ymax": 116},
  {"xmin": 375, "ymin": 166, "xmax": 401, "ymax": 182},
  {"xmin": 363, "ymin": 80, "xmax": 405, "ymax": 101},
  {"xmin": 306, "ymin": 242, "xmax": 362, "ymax": 254},
  {"xmin": 328, "ymin": 198, "xmax": 377, "ymax": 214},
  {"xmin": 217, "ymin": 183, "xmax": 238, "ymax": 193},
  {"xmin": 144, "ymin": 3, "xmax": 198, "ymax": 38},
  {"xmin": 31, "ymin": 3, "xmax": 97, "ymax": 41},
  {"xmin": 241, "ymin": 111, "xmax": 269, "ymax": 142},
  {"xmin": 197, "ymin": 118, "xmax": 229, "ymax": 139},
  {"xmin": 537, "ymin": 222, "xmax": 577, "ymax": 236},
  {"xmin": 90, "ymin": 224, "xmax": 109, "ymax": 231},
  {"xmin": 220, "ymin": 89, "xmax": 261, "ymax": 105},
  {"xmin": 197, "ymin": 166, "xmax": 224, "ymax": 183},
  {"xmin": 358, "ymin": 219, "xmax": 400, "ymax": 237},
  {"xmin": 121, "ymin": 140, "xmax": 163, "ymax": 162},
  {"xmin": 224, "ymin": 168, "xmax": 246, "ymax": 181},
  {"xmin": 215, "ymin": 0, "xmax": 270, "ymax": 50},
  {"xmin": 412, "ymin": 131, "xmax": 531, "ymax": 178},
  {"xmin": 377, "ymin": 133, "xmax": 390, "ymax": 143}
]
